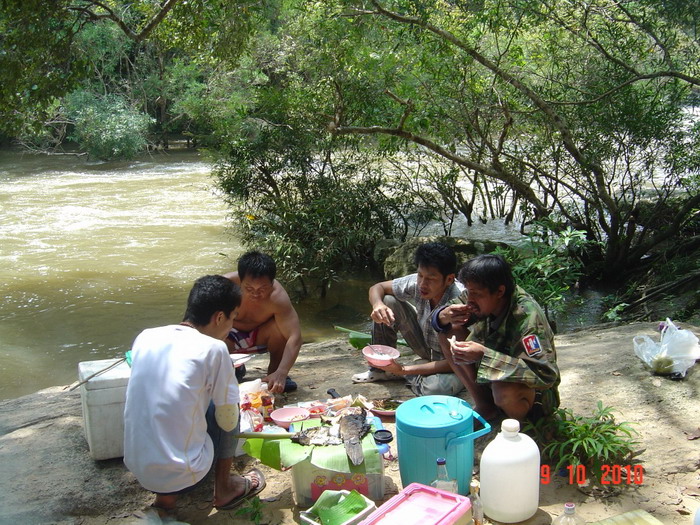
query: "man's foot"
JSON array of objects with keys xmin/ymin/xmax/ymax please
[
  {"xmin": 284, "ymin": 376, "xmax": 297, "ymax": 393},
  {"xmin": 214, "ymin": 469, "xmax": 266, "ymax": 510},
  {"xmin": 352, "ymin": 368, "xmax": 401, "ymax": 383}
]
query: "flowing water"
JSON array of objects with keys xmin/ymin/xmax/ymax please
[
  {"xmin": 0, "ymin": 148, "xmax": 600, "ymax": 402},
  {"xmin": 0, "ymin": 149, "xmax": 374, "ymax": 401}
]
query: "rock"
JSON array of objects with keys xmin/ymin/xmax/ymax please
[
  {"xmin": 381, "ymin": 236, "xmax": 509, "ymax": 279},
  {"xmin": 1, "ymin": 323, "xmax": 699, "ymax": 524},
  {"xmin": 372, "ymin": 239, "xmax": 401, "ymax": 267}
]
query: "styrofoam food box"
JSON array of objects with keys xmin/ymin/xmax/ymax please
[
  {"xmin": 299, "ymin": 490, "xmax": 377, "ymax": 525},
  {"xmin": 78, "ymin": 358, "xmax": 131, "ymax": 460},
  {"xmin": 290, "ymin": 418, "xmax": 386, "ymax": 508},
  {"xmin": 358, "ymin": 483, "xmax": 472, "ymax": 525},
  {"xmin": 291, "ymin": 451, "xmax": 385, "ymax": 508}
]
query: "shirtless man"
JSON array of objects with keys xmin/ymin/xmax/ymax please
[{"xmin": 224, "ymin": 251, "xmax": 302, "ymax": 394}]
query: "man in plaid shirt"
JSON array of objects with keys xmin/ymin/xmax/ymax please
[{"xmin": 352, "ymin": 242, "xmax": 465, "ymax": 396}]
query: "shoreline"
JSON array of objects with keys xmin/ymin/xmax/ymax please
[{"xmin": 1, "ymin": 324, "xmax": 699, "ymax": 524}]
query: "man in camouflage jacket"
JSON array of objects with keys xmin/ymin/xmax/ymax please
[{"xmin": 431, "ymin": 254, "xmax": 560, "ymax": 423}]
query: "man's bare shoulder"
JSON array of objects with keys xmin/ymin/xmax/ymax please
[
  {"xmin": 223, "ymin": 271, "xmax": 241, "ymax": 285},
  {"xmin": 270, "ymin": 280, "xmax": 295, "ymax": 310}
]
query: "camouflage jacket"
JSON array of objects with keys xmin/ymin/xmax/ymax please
[{"xmin": 466, "ymin": 286, "xmax": 560, "ymax": 390}]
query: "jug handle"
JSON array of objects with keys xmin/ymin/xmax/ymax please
[{"xmin": 445, "ymin": 412, "xmax": 492, "ymax": 449}]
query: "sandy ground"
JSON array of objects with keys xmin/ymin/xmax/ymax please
[{"xmin": 1, "ymin": 321, "xmax": 698, "ymax": 525}]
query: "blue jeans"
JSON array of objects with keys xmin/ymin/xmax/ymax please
[{"xmin": 206, "ymin": 401, "xmax": 239, "ymax": 460}]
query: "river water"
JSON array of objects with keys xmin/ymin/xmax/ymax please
[
  {"xmin": 0, "ymin": 148, "xmax": 601, "ymax": 402},
  {"xmin": 0, "ymin": 149, "xmax": 375, "ymax": 401}
]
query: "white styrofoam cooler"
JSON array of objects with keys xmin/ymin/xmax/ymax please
[{"xmin": 78, "ymin": 358, "xmax": 131, "ymax": 460}]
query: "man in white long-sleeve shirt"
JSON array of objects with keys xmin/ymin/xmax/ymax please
[{"xmin": 124, "ymin": 275, "xmax": 265, "ymax": 517}]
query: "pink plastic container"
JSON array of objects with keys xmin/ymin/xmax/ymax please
[{"xmin": 359, "ymin": 483, "xmax": 472, "ymax": 525}]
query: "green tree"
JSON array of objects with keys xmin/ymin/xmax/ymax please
[
  {"xmin": 284, "ymin": 0, "xmax": 700, "ymax": 281},
  {"xmin": 0, "ymin": 0, "xmax": 261, "ymax": 147},
  {"xmin": 64, "ymin": 91, "xmax": 153, "ymax": 160}
]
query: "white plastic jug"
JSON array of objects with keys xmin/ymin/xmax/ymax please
[{"xmin": 479, "ymin": 418, "xmax": 540, "ymax": 522}]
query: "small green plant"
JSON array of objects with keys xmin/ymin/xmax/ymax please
[
  {"xmin": 526, "ymin": 401, "xmax": 640, "ymax": 484},
  {"xmin": 602, "ymin": 302, "xmax": 630, "ymax": 322},
  {"xmin": 234, "ymin": 495, "xmax": 265, "ymax": 524}
]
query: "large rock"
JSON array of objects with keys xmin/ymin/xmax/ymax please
[{"xmin": 381, "ymin": 236, "xmax": 509, "ymax": 279}]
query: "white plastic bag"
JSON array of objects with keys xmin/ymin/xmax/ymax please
[{"xmin": 633, "ymin": 318, "xmax": 700, "ymax": 377}]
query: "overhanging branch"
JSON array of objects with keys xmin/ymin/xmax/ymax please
[{"xmin": 332, "ymin": 123, "xmax": 548, "ymax": 213}]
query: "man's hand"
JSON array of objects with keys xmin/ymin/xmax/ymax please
[
  {"xmin": 449, "ymin": 339, "xmax": 485, "ymax": 365},
  {"xmin": 438, "ymin": 304, "xmax": 475, "ymax": 327},
  {"xmin": 374, "ymin": 360, "xmax": 404, "ymax": 376},
  {"xmin": 370, "ymin": 302, "xmax": 395, "ymax": 325},
  {"xmin": 263, "ymin": 369, "xmax": 288, "ymax": 394}
]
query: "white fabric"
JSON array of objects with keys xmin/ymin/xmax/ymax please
[{"xmin": 123, "ymin": 324, "xmax": 239, "ymax": 493}]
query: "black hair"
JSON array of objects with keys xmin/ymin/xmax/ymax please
[
  {"xmin": 182, "ymin": 275, "xmax": 241, "ymax": 326},
  {"xmin": 238, "ymin": 251, "xmax": 276, "ymax": 281},
  {"xmin": 414, "ymin": 242, "xmax": 457, "ymax": 278},
  {"xmin": 457, "ymin": 254, "xmax": 516, "ymax": 298}
]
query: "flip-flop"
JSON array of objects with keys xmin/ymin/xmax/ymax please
[{"xmin": 215, "ymin": 468, "xmax": 266, "ymax": 511}]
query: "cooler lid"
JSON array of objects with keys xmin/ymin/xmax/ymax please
[
  {"xmin": 395, "ymin": 395, "xmax": 474, "ymax": 437},
  {"xmin": 78, "ymin": 358, "xmax": 131, "ymax": 390}
]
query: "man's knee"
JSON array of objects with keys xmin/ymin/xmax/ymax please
[
  {"xmin": 257, "ymin": 318, "xmax": 286, "ymax": 352},
  {"xmin": 410, "ymin": 373, "xmax": 464, "ymax": 396},
  {"xmin": 492, "ymin": 382, "xmax": 535, "ymax": 413}
]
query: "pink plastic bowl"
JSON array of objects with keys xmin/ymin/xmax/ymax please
[
  {"xmin": 270, "ymin": 407, "xmax": 310, "ymax": 430},
  {"xmin": 362, "ymin": 345, "xmax": 400, "ymax": 367}
]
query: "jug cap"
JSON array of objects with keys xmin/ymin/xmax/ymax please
[{"xmin": 501, "ymin": 419, "xmax": 520, "ymax": 434}]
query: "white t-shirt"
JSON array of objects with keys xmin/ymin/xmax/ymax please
[{"xmin": 123, "ymin": 324, "xmax": 239, "ymax": 493}]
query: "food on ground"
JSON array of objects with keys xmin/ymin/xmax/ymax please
[
  {"xmin": 372, "ymin": 399, "xmax": 403, "ymax": 412},
  {"xmin": 292, "ymin": 424, "xmax": 343, "ymax": 446}
]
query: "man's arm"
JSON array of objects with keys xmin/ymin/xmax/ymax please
[
  {"xmin": 374, "ymin": 358, "xmax": 453, "ymax": 376},
  {"xmin": 263, "ymin": 285, "xmax": 303, "ymax": 392},
  {"xmin": 369, "ymin": 280, "xmax": 395, "ymax": 325}
]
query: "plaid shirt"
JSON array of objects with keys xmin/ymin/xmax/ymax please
[{"xmin": 392, "ymin": 273, "xmax": 465, "ymax": 361}]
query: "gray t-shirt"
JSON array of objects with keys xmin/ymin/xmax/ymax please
[{"xmin": 392, "ymin": 273, "xmax": 465, "ymax": 360}]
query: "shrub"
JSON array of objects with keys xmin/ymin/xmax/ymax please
[
  {"xmin": 526, "ymin": 401, "xmax": 641, "ymax": 484},
  {"xmin": 65, "ymin": 91, "xmax": 153, "ymax": 160}
]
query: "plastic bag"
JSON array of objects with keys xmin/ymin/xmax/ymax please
[
  {"xmin": 633, "ymin": 318, "xmax": 700, "ymax": 377},
  {"xmin": 240, "ymin": 402, "xmax": 264, "ymax": 433},
  {"xmin": 239, "ymin": 379, "xmax": 275, "ymax": 421}
]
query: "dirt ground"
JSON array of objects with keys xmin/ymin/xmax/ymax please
[{"xmin": 1, "ymin": 321, "xmax": 698, "ymax": 525}]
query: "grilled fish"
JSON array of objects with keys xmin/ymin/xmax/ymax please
[
  {"xmin": 339, "ymin": 407, "xmax": 370, "ymax": 465},
  {"xmin": 291, "ymin": 424, "xmax": 343, "ymax": 446}
]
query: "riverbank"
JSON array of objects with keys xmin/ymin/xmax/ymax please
[{"xmin": 1, "ymin": 321, "xmax": 698, "ymax": 524}]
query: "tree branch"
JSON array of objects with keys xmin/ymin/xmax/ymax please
[
  {"xmin": 364, "ymin": 0, "xmax": 614, "ymax": 214},
  {"xmin": 332, "ymin": 122, "xmax": 548, "ymax": 212},
  {"xmin": 68, "ymin": 0, "xmax": 180, "ymax": 42}
]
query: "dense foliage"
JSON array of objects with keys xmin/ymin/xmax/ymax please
[
  {"xmin": 1, "ymin": 0, "xmax": 699, "ymax": 298},
  {"xmin": 1, "ymin": 0, "xmax": 262, "ymax": 155}
]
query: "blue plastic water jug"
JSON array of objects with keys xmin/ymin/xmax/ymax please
[{"xmin": 396, "ymin": 395, "xmax": 491, "ymax": 495}]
